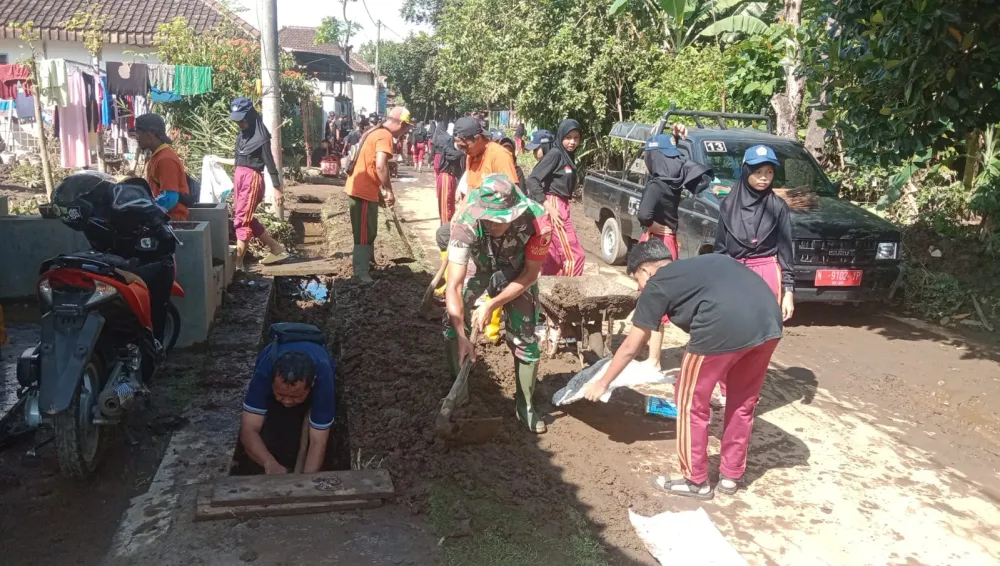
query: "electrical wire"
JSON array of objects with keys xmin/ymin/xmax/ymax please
[{"xmin": 359, "ymin": 0, "xmax": 406, "ymax": 40}]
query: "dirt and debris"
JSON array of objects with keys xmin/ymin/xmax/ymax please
[{"xmin": 539, "ymin": 276, "xmax": 636, "ymax": 322}]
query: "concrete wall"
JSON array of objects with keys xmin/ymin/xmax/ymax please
[
  {"xmin": 0, "ymin": 39, "xmax": 158, "ymax": 65},
  {"xmin": 0, "ymin": 216, "xmax": 90, "ymax": 299},
  {"xmin": 0, "ymin": 215, "xmax": 221, "ymax": 348},
  {"xmin": 187, "ymin": 203, "xmax": 228, "ymax": 266},
  {"xmin": 172, "ymin": 221, "xmax": 214, "ymax": 349},
  {"xmin": 322, "ymin": 71, "xmax": 377, "ymax": 117}
]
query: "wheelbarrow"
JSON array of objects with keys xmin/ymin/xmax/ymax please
[{"xmin": 537, "ymin": 276, "xmax": 636, "ymax": 368}]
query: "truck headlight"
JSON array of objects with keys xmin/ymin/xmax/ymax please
[{"xmin": 876, "ymin": 242, "xmax": 898, "ymax": 260}]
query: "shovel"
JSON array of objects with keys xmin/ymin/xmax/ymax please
[
  {"xmin": 419, "ymin": 254, "xmax": 448, "ymax": 316},
  {"xmin": 380, "ymin": 198, "xmax": 415, "ymax": 264},
  {"xmin": 434, "ymin": 328, "xmax": 503, "ymax": 444}
]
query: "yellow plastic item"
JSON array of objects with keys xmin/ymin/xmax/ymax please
[
  {"xmin": 434, "ymin": 251, "xmax": 448, "ymax": 297},
  {"xmin": 485, "ymin": 295, "xmax": 502, "ymax": 344}
]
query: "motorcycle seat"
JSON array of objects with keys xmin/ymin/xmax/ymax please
[{"xmin": 40, "ymin": 252, "xmax": 139, "ymax": 283}]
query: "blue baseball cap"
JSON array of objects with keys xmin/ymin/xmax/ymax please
[
  {"xmin": 525, "ymin": 129, "xmax": 554, "ymax": 150},
  {"xmin": 743, "ymin": 145, "xmax": 780, "ymax": 167},
  {"xmin": 643, "ymin": 134, "xmax": 680, "ymax": 157},
  {"xmin": 230, "ymin": 97, "xmax": 254, "ymax": 121}
]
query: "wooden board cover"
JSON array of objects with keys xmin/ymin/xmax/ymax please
[
  {"xmin": 195, "ymin": 486, "xmax": 380, "ymax": 522},
  {"xmin": 209, "ymin": 469, "xmax": 394, "ymax": 508}
]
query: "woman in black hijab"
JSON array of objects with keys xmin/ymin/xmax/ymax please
[
  {"xmin": 228, "ymin": 97, "xmax": 288, "ymax": 270},
  {"xmin": 432, "ymin": 120, "xmax": 465, "ymax": 225},
  {"xmin": 715, "ymin": 144, "xmax": 794, "ymax": 322},
  {"xmin": 526, "ymin": 119, "xmax": 586, "ymax": 276}
]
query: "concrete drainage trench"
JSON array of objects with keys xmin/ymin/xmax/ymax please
[{"xmin": 229, "ymin": 274, "xmax": 353, "ymax": 475}]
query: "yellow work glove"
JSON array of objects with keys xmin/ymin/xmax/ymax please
[
  {"xmin": 485, "ymin": 295, "xmax": 502, "ymax": 344},
  {"xmin": 434, "ymin": 251, "xmax": 448, "ymax": 297}
]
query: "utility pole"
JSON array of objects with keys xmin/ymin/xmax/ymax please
[
  {"xmin": 374, "ymin": 20, "xmax": 381, "ymax": 115},
  {"xmin": 259, "ymin": 0, "xmax": 283, "ymax": 217}
]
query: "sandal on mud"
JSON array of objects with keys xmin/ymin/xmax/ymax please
[
  {"xmin": 652, "ymin": 475, "xmax": 714, "ymax": 500},
  {"xmin": 716, "ymin": 474, "xmax": 742, "ymax": 495},
  {"xmin": 260, "ymin": 251, "xmax": 291, "ymax": 265}
]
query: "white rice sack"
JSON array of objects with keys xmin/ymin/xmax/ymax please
[
  {"xmin": 551, "ymin": 357, "xmax": 676, "ymax": 406},
  {"xmin": 628, "ymin": 508, "xmax": 747, "ymax": 565}
]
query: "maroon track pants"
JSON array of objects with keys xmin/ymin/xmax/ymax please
[{"xmin": 675, "ymin": 338, "xmax": 780, "ymax": 484}]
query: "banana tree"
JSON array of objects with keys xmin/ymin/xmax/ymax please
[{"xmin": 609, "ymin": 0, "xmax": 771, "ymax": 52}]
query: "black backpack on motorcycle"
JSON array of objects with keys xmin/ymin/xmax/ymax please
[{"xmin": 268, "ymin": 323, "xmax": 325, "ymax": 347}]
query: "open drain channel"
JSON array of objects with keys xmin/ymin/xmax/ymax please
[{"xmin": 229, "ymin": 275, "xmax": 352, "ymax": 474}]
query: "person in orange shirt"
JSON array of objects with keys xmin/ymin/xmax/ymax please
[
  {"xmin": 453, "ymin": 116, "xmax": 521, "ymax": 195},
  {"xmin": 344, "ymin": 106, "xmax": 411, "ymax": 282},
  {"xmin": 135, "ymin": 114, "xmax": 191, "ymax": 221},
  {"xmin": 453, "ymin": 116, "xmax": 523, "ymax": 344}
]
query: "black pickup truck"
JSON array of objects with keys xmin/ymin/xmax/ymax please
[{"xmin": 582, "ymin": 109, "xmax": 903, "ymax": 303}]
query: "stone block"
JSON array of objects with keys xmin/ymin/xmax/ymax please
[
  {"xmin": 0, "ymin": 215, "xmax": 90, "ymax": 299},
  {"xmin": 172, "ymin": 221, "xmax": 214, "ymax": 349},
  {"xmin": 187, "ymin": 203, "xmax": 229, "ymax": 266}
]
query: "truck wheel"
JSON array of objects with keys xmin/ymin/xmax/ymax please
[
  {"xmin": 600, "ymin": 217, "xmax": 628, "ymax": 266},
  {"xmin": 54, "ymin": 357, "xmax": 108, "ymax": 480}
]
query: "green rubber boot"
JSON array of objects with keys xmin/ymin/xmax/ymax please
[
  {"xmin": 445, "ymin": 338, "xmax": 468, "ymax": 405},
  {"xmin": 352, "ymin": 245, "xmax": 374, "ymax": 283},
  {"xmin": 514, "ymin": 359, "xmax": 546, "ymax": 434}
]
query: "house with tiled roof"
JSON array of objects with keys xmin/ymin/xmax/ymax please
[
  {"xmin": 0, "ymin": 0, "xmax": 255, "ymax": 66},
  {"xmin": 277, "ymin": 26, "xmax": 381, "ymax": 119}
]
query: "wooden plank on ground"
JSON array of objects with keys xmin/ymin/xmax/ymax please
[
  {"xmin": 209, "ymin": 469, "xmax": 394, "ymax": 508},
  {"xmin": 195, "ymin": 486, "xmax": 381, "ymax": 522}
]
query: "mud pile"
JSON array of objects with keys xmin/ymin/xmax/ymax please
[{"xmin": 316, "ymin": 191, "xmax": 585, "ymax": 521}]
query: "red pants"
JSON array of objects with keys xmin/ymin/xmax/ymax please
[
  {"xmin": 233, "ymin": 166, "xmax": 265, "ymax": 242},
  {"xmin": 675, "ymin": 339, "xmax": 780, "ymax": 484},
  {"xmin": 641, "ymin": 232, "xmax": 679, "ymax": 324},
  {"xmin": 413, "ymin": 142, "xmax": 426, "ymax": 163},
  {"xmin": 437, "ymin": 171, "xmax": 457, "ymax": 225},
  {"xmin": 542, "ymin": 195, "xmax": 586, "ymax": 276}
]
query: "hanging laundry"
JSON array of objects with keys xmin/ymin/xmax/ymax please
[
  {"xmin": 0, "ymin": 100, "xmax": 11, "ymax": 111},
  {"xmin": 174, "ymin": 65, "xmax": 212, "ymax": 95},
  {"xmin": 107, "ymin": 62, "xmax": 150, "ymax": 96},
  {"xmin": 82, "ymin": 72, "xmax": 97, "ymax": 132},
  {"xmin": 37, "ymin": 59, "xmax": 69, "ymax": 107},
  {"xmin": 148, "ymin": 65, "xmax": 175, "ymax": 92},
  {"xmin": 0, "ymin": 64, "xmax": 33, "ymax": 99},
  {"xmin": 15, "ymin": 90, "xmax": 36, "ymax": 121},
  {"xmin": 134, "ymin": 95, "xmax": 149, "ymax": 117},
  {"xmin": 60, "ymin": 71, "xmax": 91, "ymax": 169},
  {"xmin": 100, "ymin": 76, "xmax": 112, "ymax": 129},
  {"xmin": 150, "ymin": 88, "xmax": 182, "ymax": 103}
]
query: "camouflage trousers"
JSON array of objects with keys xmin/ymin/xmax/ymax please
[{"xmin": 442, "ymin": 270, "xmax": 542, "ymax": 364}]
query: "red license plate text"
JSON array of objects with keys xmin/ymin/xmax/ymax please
[{"xmin": 814, "ymin": 270, "xmax": 863, "ymax": 287}]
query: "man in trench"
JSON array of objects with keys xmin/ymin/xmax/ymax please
[
  {"xmin": 444, "ymin": 174, "xmax": 553, "ymax": 434},
  {"xmin": 238, "ymin": 324, "xmax": 337, "ymax": 474}
]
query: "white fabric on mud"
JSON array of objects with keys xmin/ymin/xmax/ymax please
[
  {"xmin": 551, "ymin": 357, "xmax": 675, "ymax": 406},
  {"xmin": 629, "ymin": 508, "xmax": 747, "ymax": 565}
]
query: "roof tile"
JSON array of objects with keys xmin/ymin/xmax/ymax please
[
  {"xmin": 277, "ymin": 26, "xmax": 372, "ymax": 73},
  {"xmin": 0, "ymin": 0, "xmax": 257, "ymax": 47}
]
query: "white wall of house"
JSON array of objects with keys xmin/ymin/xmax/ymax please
[
  {"xmin": 0, "ymin": 39, "xmax": 159, "ymax": 66},
  {"xmin": 313, "ymin": 71, "xmax": 377, "ymax": 118}
]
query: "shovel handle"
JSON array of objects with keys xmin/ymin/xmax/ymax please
[
  {"xmin": 439, "ymin": 328, "xmax": 479, "ymax": 419},
  {"xmin": 420, "ymin": 255, "xmax": 448, "ymax": 311}
]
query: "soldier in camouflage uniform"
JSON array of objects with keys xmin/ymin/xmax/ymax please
[{"xmin": 444, "ymin": 174, "xmax": 553, "ymax": 433}]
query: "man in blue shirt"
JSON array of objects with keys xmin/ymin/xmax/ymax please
[{"xmin": 239, "ymin": 338, "xmax": 336, "ymax": 474}]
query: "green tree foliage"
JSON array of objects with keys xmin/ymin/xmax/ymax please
[
  {"xmin": 819, "ymin": 0, "xmax": 1000, "ymax": 166},
  {"xmin": 609, "ymin": 0, "xmax": 772, "ymax": 52},
  {"xmin": 635, "ymin": 45, "xmax": 727, "ymax": 122},
  {"xmin": 401, "ymin": 0, "xmax": 446, "ymax": 25},
  {"xmin": 434, "ymin": 0, "xmax": 653, "ymax": 142},
  {"xmin": 360, "ymin": 33, "xmax": 440, "ymax": 119},
  {"xmin": 315, "ymin": 16, "xmax": 362, "ymax": 48},
  {"xmin": 723, "ymin": 32, "xmax": 786, "ymax": 115}
]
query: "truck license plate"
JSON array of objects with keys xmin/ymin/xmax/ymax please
[{"xmin": 814, "ymin": 270, "xmax": 863, "ymax": 286}]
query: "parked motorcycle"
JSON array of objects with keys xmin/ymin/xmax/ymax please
[{"xmin": 16, "ymin": 172, "xmax": 183, "ymax": 479}]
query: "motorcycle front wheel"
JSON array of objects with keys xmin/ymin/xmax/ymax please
[
  {"xmin": 163, "ymin": 302, "xmax": 181, "ymax": 354},
  {"xmin": 54, "ymin": 357, "xmax": 108, "ymax": 480}
]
